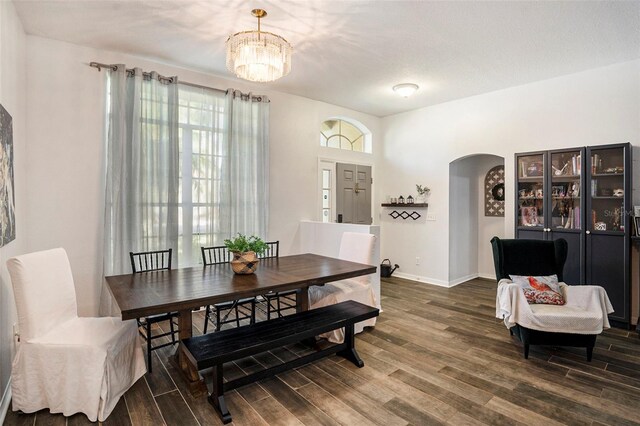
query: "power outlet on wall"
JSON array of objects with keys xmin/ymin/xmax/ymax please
[
  {"xmin": 426, "ymin": 214, "xmax": 436, "ymax": 221},
  {"xmin": 415, "ymin": 257, "xmax": 420, "ymax": 265}
]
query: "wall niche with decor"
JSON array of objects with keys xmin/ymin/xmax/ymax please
[{"xmin": 515, "ymin": 143, "xmax": 631, "ymax": 326}]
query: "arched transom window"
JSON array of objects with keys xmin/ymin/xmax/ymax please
[{"xmin": 320, "ymin": 119, "xmax": 371, "ymax": 153}]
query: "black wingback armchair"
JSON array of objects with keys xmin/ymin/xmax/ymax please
[
  {"xmin": 490, "ymin": 236, "xmax": 598, "ymax": 361},
  {"xmin": 491, "ymin": 237, "xmax": 567, "ymax": 282}
]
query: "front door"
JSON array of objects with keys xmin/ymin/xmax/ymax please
[{"xmin": 336, "ymin": 163, "xmax": 372, "ymax": 224}]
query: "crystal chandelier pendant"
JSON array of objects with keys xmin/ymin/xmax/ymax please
[{"xmin": 226, "ymin": 9, "xmax": 292, "ymax": 83}]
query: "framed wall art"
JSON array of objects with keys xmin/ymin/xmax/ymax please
[
  {"xmin": 0, "ymin": 104, "xmax": 15, "ymax": 247},
  {"xmin": 485, "ymin": 165, "xmax": 505, "ymax": 217}
]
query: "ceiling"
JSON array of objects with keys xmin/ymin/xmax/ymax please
[{"xmin": 13, "ymin": 0, "xmax": 640, "ymax": 117}]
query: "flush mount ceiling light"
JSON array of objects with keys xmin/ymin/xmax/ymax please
[
  {"xmin": 393, "ymin": 83, "xmax": 419, "ymax": 97},
  {"xmin": 226, "ymin": 9, "xmax": 293, "ymax": 83}
]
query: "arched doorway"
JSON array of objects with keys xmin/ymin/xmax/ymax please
[{"xmin": 449, "ymin": 154, "xmax": 505, "ymax": 284}]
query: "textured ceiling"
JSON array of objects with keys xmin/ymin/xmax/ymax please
[{"xmin": 13, "ymin": 0, "xmax": 640, "ymax": 117}]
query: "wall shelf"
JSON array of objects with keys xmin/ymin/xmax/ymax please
[
  {"xmin": 381, "ymin": 203, "xmax": 428, "ymax": 208},
  {"xmin": 381, "ymin": 203, "xmax": 428, "ymax": 220}
]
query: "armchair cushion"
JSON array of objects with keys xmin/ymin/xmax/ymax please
[
  {"xmin": 510, "ymin": 274, "xmax": 565, "ymax": 305},
  {"xmin": 496, "ymin": 279, "xmax": 613, "ymax": 334}
]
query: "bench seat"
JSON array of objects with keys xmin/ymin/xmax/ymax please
[{"xmin": 182, "ymin": 300, "xmax": 379, "ymax": 423}]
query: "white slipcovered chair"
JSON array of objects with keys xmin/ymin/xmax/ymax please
[
  {"xmin": 309, "ymin": 232, "xmax": 378, "ymax": 343},
  {"xmin": 7, "ymin": 248, "xmax": 146, "ymax": 421}
]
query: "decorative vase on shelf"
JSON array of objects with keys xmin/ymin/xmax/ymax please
[{"xmin": 230, "ymin": 251, "xmax": 260, "ymax": 274}]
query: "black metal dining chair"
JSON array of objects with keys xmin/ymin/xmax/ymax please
[
  {"xmin": 201, "ymin": 245, "xmax": 256, "ymax": 333},
  {"xmin": 129, "ymin": 248, "xmax": 179, "ymax": 373},
  {"xmin": 258, "ymin": 241, "xmax": 297, "ymax": 319}
]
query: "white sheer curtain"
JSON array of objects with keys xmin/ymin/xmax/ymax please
[
  {"xmin": 223, "ymin": 89, "xmax": 269, "ymax": 240},
  {"xmin": 103, "ymin": 66, "xmax": 179, "ymax": 275},
  {"xmin": 103, "ymin": 66, "xmax": 270, "ymax": 273}
]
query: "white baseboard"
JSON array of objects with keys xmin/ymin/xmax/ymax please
[
  {"xmin": 392, "ymin": 272, "xmax": 452, "ymax": 287},
  {"xmin": 392, "ymin": 272, "xmax": 495, "ymax": 288},
  {"xmin": 448, "ymin": 273, "xmax": 480, "ymax": 287},
  {"xmin": 478, "ymin": 272, "xmax": 497, "ymax": 281},
  {"xmin": 0, "ymin": 379, "xmax": 11, "ymax": 425}
]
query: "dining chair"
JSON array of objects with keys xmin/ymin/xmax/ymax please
[
  {"xmin": 309, "ymin": 232, "xmax": 378, "ymax": 342},
  {"xmin": 258, "ymin": 241, "xmax": 297, "ymax": 319},
  {"xmin": 130, "ymin": 248, "xmax": 179, "ymax": 373},
  {"xmin": 6, "ymin": 248, "xmax": 146, "ymax": 421},
  {"xmin": 201, "ymin": 245, "xmax": 256, "ymax": 333}
]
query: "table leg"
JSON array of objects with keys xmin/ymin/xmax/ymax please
[
  {"xmin": 297, "ymin": 287, "xmax": 309, "ymax": 312},
  {"xmin": 171, "ymin": 309, "xmax": 207, "ymax": 396}
]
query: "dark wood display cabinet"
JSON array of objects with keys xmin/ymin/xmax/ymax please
[{"xmin": 515, "ymin": 143, "xmax": 631, "ymax": 325}]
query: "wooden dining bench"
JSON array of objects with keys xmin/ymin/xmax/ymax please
[{"xmin": 181, "ymin": 300, "xmax": 379, "ymax": 424}]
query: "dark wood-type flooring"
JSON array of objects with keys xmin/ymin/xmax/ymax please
[{"xmin": 4, "ymin": 277, "xmax": 640, "ymax": 425}]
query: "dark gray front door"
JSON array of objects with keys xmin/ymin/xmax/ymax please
[{"xmin": 336, "ymin": 163, "xmax": 372, "ymax": 224}]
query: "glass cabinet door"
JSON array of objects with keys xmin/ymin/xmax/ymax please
[
  {"xmin": 588, "ymin": 146, "xmax": 626, "ymax": 233},
  {"xmin": 517, "ymin": 154, "xmax": 545, "ymax": 228},
  {"xmin": 550, "ymin": 150, "xmax": 582, "ymax": 230}
]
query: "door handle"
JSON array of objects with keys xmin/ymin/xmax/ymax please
[
  {"xmin": 586, "ymin": 230, "xmax": 591, "ymax": 234},
  {"xmin": 354, "ymin": 182, "xmax": 360, "ymax": 194}
]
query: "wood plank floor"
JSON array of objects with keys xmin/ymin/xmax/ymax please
[{"xmin": 5, "ymin": 277, "xmax": 640, "ymax": 425}]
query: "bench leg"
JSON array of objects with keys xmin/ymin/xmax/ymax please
[
  {"xmin": 208, "ymin": 364, "xmax": 232, "ymax": 424},
  {"xmin": 337, "ymin": 323, "xmax": 364, "ymax": 368}
]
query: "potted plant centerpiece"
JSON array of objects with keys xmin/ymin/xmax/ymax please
[{"xmin": 224, "ymin": 234, "xmax": 268, "ymax": 274}]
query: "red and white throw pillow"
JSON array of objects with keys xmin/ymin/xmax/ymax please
[{"xmin": 509, "ymin": 274, "xmax": 565, "ymax": 305}]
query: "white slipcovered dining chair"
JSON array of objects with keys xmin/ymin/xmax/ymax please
[
  {"xmin": 309, "ymin": 232, "xmax": 378, "ymax": 343},
  {"xmin": 7, "ymin": 248, "xmax": 146, "ymax": 421}
]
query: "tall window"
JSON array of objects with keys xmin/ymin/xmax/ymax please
[
  {"xmin": 177, "ymin": 86, "xmax": 227, "ymax": 265},
  {"xmin": 320, "ymin": 119, "xmax": 371, "ymax": 153},
  {"xmin": 103, "ymin": 66, "xmax": 269, "ymax": 274}
]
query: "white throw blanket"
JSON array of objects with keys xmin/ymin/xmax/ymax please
[{"xmin": 496, "ymin": 278, "xmax": 614, "ymax": 334}]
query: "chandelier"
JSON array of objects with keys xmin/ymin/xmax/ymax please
[{"xmin": 226, "ymin": 9, "xmax": 293, "ymax": 83}]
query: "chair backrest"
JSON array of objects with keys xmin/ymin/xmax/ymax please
[
  {"xmin": 201, "ymin": 245, "xmax": 231, "ymax": 265},
  {"xmin": 7, "ymin": 248, "xmax": 78, "ymax": 341},
  {"xmin": 130, "ymin": 249, "xmax": 172, "ymax": 273},
  {"xmin": 260, "ymin": 241, "xmax": 280, "ymax": 259},
  {"xmin": 338, "ymin": 232, "xmax": 376, "ymax": 285},
  {"xmin": 490, "ymin": 236, "xmax": 567, "ymax": 282}
]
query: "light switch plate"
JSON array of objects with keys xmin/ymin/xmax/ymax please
[{"xmin": 426, "ymin": 214, "xmax": 436, "ymax": 221}]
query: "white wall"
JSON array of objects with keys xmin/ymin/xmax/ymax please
[
  {"xmin": 0, "ymin": 0, "xmax": 27, "ymax": 417},
  {"xmin": 381, "ymin": 60, "xmax": 640, "ymax": 286},
  {"xmin": 25, "ymin": 36, "xmax": 381, "ymax": 316}
]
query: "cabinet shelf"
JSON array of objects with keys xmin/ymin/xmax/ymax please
[
  {"xmin": 518, "ymin": 176, "xmax": 543, "ymax": 181},
  {"xmin": 551, "ymin": 174, "xmax": 581, "ymax": 181},
  {"xmin": 592, "ymin": 172, "xmax": 624, "ymax": 177}
]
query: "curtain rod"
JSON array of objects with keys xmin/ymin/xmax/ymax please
[{"xmin": 89, "ymin": 62, "xmax": 268, "ymax": 102}]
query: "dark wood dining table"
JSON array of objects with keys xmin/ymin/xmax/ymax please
[{"xmin": 105, "ymin": 253, "xmax": 377, "ymax": 392}]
